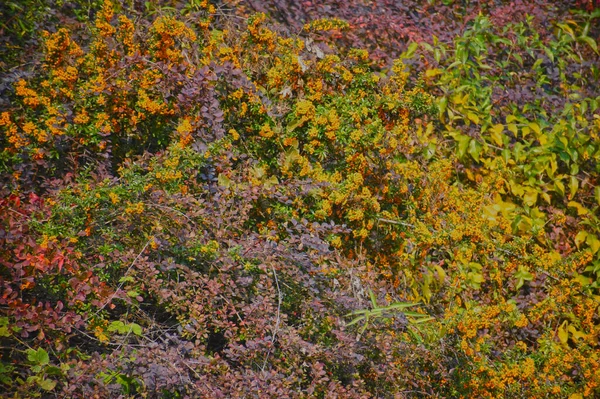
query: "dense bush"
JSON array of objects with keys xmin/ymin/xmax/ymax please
[{"xmin": 1, "ymin": 0, "xmax": 600, "ymax": 397}]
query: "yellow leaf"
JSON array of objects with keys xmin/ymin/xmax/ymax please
[
  {"xmin": 568, "ymin": 201, "xmax": 588, "ymax": 215},
  {"xmin": 489, "ymin": 123, "xmax": 504, "ymax": 146},
  {"xmin": 264, "ymin": 175, "xmax": 279, "ymax": 189},
  {"xmin": 482, "ymin": 205, "xmax": 499, "ymax": 223},
  {"xmin": 558, "ymin": 22, "xmax": 575, "ymax": 38},
  {"xmin": 541, "ymin": 192, "xmax": 551, "ymax": 203},
  {"xmin": 425, "ymin": 68, "xmax": 442, "ymax": 77},
  {"xmin": 575, "ymin": 273, "xmax": 592, "ymax": 287},
  {"xmin": 558, "ymin": 321, "xmax": 569, "ymax": 344},
  {"xmin": 528, "ymin": 122, "xmax": 541, "ymax": 135},
  {"xmin": 467, "ymin": 112, "xmax": 480, "ymax": 124},
  {"xmin": 493, "ymin": 195, "xmax": 516, "ymax": 217},
  {"xmin": 569, "ymin": 394, "xmax": 583, "ymax": 399},
  {"xmin": 554, "ymin": 180, "xmax": 565, "ymax": 196},
  {"xmin": 425, "ymin": 122, "xmax": 434, "ymax": 136},
  {"xmin": 586, "ymin": 234, "xmax": 600, "ymax": 254},
  {"xmin": 509, "ymin": 180, "xmax": 525, "ymax": 196},
  {"xmin": 523, "ymin": 188, "xmax": 538, "ymax": 207},
  {"xmin": 252, "ymin": 166, "xmax": 266, "ymax": 179},
  {"xmin": 575, "ymin": 230, "xmax": 588, "ymax": 248},
  {"xmin": 422, "ymin": 282, "xmax": 431, "ymax": 303},
  {"xmin": 217, "ymin": 174, "xmax": 232, "ymax": 188},
  {"xmin": 465, "ymin": 169, "xmax": 475, "ymax": 181},
  {"xmin": 452, "ymin": 93, "xmax": 466, "ymax": 105},
  {"xmin": 434, "ymin": 265, "xmax": 446, "ymax": 283},
  {"xmin": 567, "ymin": 325, "xmax": 587, "ymax": 340},
  {"xmin": 569, "ymin": 175, "xmax": 579, "ymax": 198}
]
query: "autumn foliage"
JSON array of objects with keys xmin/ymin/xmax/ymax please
[{"xmin": 1, "ymin": 0, "xmax": 600, "ymax": 397}]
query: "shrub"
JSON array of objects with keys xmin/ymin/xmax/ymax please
[{"xmin": 1, "ymin": 0, "xmax": 600, "ymax": 397}]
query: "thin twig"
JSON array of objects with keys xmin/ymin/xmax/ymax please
[
  {"xmin": 86, "ymin": 239, "xmax": 151, "ymax": 322},
  {"xmin": 75, "ymin": 328, "xmax": 126, "ymax": 347},
  {"xmin": 180, "ymin": 358, "xmax": 216, "ymax": 395},
  {"xmin": 146, "ymin": 202, "xmax": 195, "ymax": 225},
  {"xmin": 7, "ymin": 207, "xmax": 28, "ymax": 218},
  {"xmin": 541, "ymin": 270, "xmax": 560, "ymax": 282},
  {"xmin": 400, "ymin": 390, "xmax": 432, "ymax": 397},
  {"xmin": 378, "ymin": 218, "xmax": 415, "ymax": 228},
  {"xmin": 261, "ymin": 264, "xmax": 282, "ymax": 372}
]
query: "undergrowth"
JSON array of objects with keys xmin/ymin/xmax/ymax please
[{"xmin": 1, "ymin": 0, "xmax": 600, "ymax": 397}]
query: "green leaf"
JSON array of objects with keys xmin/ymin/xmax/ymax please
[
  {"xmin": 0, "ymin": 326, "xmax": 9, "ymax": 338},
  {"xmin": 38, "ymin": 378, "xmax": 57, "ymax": 391},
  {"xmin": 575, "ymin": 230, "xmax": 588, "ymax": 249},
  {"xmin": 27, "ymin": 348, "xmax": 49, "ymax": 366},
  {"xmin": 44, "ymin": 366, "xmax": 64, "ymax": 376},
  {"xmin": 368, "ymin": 289, "xmax": 377, "ymax": 308},
  {"xmin": 438, "ymin": 97, "xmax": 448, "ymax": 116},
  {"xmin": 403, "ymin": 311, "xmax": 430, "ymax": 318},
  {"xmin": 513, "ymin": 53, "xmax": 523, "ymax": 65},
  {"xmin": 578, "ymin": 35, "xmax": 598, "ymax": 53},
  {"xmin": 402, "ymin": 42, "xmax": 419, "ymax": 59},
  {"xmin": 0, "ymin": 318, "xmax": 10, "ymax": 338},
  {"xmin": 108, "ymin": 321, "xmax": 126, "ymax": 334},
  {"xmin": 420, "ymin": 42, "xmax": 433, "ymax": 52},
  {"xmin": 130, "ymin": 323, "xmax": 143, "ymax": 336},
  {"xmin": 286, "ymin": 118, "xmax": 305, "ymax": 133},
  {"xmin": 544, "ymin": 46, "xmax": 555, "ymax": 63},
  {"xmin": 409, "ymin": 316, "xmax": 435, "ymax": 324},
  {"xmin": 468, "ymin": 139, "xmax": 482, "ymax": 162},
  {"xmin": 569, "ymin": 175, "xmax": 579, "ymax": 198},
  {"xmin": 108, "ymin": 321, "xmax": 143, "ymax": 336},
  {"xmin": 345, "ymin": 316, "xmax": 366, "ymax": 327},
  {"xmin": 455, "ymin": 134, "xmax": 471, "ymax": 159},
  {"xmin": 514, "ymin": 268, "xmax": 533, "ymax": 290},
  {"xmin": 423, "ymin": 142, "xmax": 436, "ymax": 160},
  {"xmin": 554, "ymin": 179, "xmax": 565, "ymax": 197},
  {"xmin": 385, "ymin": 302, "xmax": 420, "ymax": 310}
]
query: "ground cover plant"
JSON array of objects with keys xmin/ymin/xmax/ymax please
[{"xmin": 1, "ymin": 0, "xmax": 600, "ymax": 397}]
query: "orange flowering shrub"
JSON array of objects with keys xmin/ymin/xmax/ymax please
[{"xmin": 0, "ymin": 0, "xmax": 220, "ymax": 185}]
